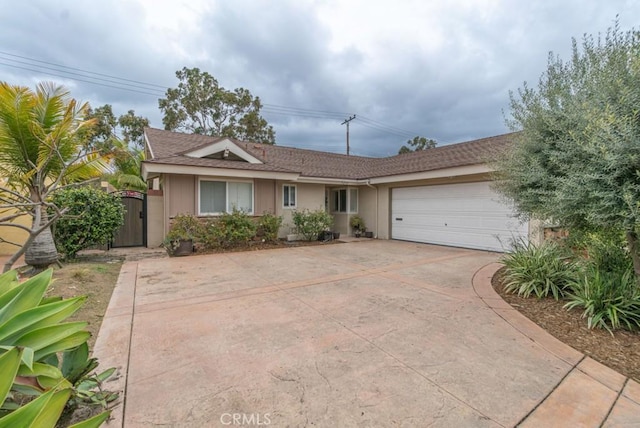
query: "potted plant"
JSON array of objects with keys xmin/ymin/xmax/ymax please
[
  {"xmin": 163, "ymin": 213, "xmax": 202, "ymax": 256},
  {"xmin": 349, "ymin": 215, "xmax": 365, "ymax": 238}
]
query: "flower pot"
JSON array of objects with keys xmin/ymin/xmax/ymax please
[
  {"xmin": 332, "ymin": 232, "xmax": 340, "ymax": 239},
  {"xmin": 172, "ymin": 239, "xmax": 193, "ymax": 257},
  {"xmin": 364, "ymin": 231, "xmax": 374, "ymax": 238}
]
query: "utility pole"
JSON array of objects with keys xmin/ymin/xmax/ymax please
[{"xmin": 341, "ymin": 114, "xmax": 356, "ymax": 155}]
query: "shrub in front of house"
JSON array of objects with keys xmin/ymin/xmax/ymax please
[
  {"xmin": 292, "ymin": 209, "xmax": 333, "ymax": 241},
  {"xmin": 205, "ymin": 209, "xmax": 257, "ymax": 249},
  {"xmin": 258, "ymin": 212, "xmax": 283, "ymax": 243},
  {"xmin": 52, "ymin": 186, "xmax": 125, "ymax": 259},
  {"xmin": 501, "ymin": 240, "xmax": 577, "ymax": 300},
  {"xmin": 163, "ymin": 213, "xmax": 205, "ymax": 256}
]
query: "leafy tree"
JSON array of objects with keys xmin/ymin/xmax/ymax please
[
  {"xmin": 82, "ymin": 105, "xmax": 149, "ymax": 190},
  {"xmin": 118, "ymin": 109, "xmax": 149, "ymax": 150},
  {"xmin": 398, "ymin": 136, "xmax": 437, "ymax": 154},
  {"xmin": 0, "ymin": 82, "xmax": 108, "ymax": 272},
  {"xmin": 494, "ymin": 22, "xmax": 640, "ymax": 276},
  {"xmin": 52, "ymin": 186, "xmax": 125, "ymax": 258},
  {"xmin": 159, "ymin": 67, "xmax": 275, "ymax": 144},
  {"xmin": 82, "ymin": 105, "xmax": 149, "ymax": 151},
  {"xmin": 81, "ymin": 104, "xmax": 117, "ymax": 154}
]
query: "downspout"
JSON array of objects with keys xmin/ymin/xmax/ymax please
[{"xmin": 366, "ymin": 180, "xmax": 378, "ymax": 239}]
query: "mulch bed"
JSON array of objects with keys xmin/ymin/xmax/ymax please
[{"xmin": 492, "ymin": 267, "xmax": 640, "ymax": 383}]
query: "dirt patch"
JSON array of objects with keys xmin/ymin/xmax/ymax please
[
  {"xmin": 492, "ymin": 267, "xmax": 640, "ymax": 382},
  {"xmin": 46, "ymin": 261, "xmax": 122, "ymax": 349}
]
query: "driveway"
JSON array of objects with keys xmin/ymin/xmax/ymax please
[{"xmin": 94, "ymin": 240, "xmax": 640, "ymax": 427}]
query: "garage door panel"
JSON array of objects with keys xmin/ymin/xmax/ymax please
[
  {"xmin": 391, "ymin": 182, "xmax": 527, "ymax": 252},
  {"xmin": 394, "ymin": 229, "xmax": 519, "ymax": 251}
]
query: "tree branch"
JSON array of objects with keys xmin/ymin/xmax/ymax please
[{"xmin": 0, "ymin": 212, "xmax": 30, "ymax": 224}]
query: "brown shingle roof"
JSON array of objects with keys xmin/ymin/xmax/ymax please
[
  {"xmin": 368, "ymin": 133, "xmax": 514, "ymax": 178},
  {"xmin": 143, "ymin": 127, "xmax": 516, "ymax": 180}
]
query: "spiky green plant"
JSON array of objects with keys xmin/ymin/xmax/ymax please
[
  {"xmin": 565, "ymin": 266, "xmax": 640, "ymax": 333},
  {"xmin": 0, "ymin": 269, "xmax": 114, "ymax": 427},
  {"xmin": 501, "ymin": 240, "xmax": 577, "ymax": 299}
]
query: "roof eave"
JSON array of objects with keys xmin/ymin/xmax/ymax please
[
  {"xmin": 296, "ymin": 176, "xmax": 364, "ymax": 185},
  {"xmin": 141, "ymin": 162, "xmax": 299, "ymax": 181},
  {"xmin": 368, "ymin": 164, "xmax": 494, "ymax": 185}
]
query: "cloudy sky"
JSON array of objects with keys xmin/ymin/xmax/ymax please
[{"xmin": 0, "ymin": 1, "xmax": 638, "ymax": 157}]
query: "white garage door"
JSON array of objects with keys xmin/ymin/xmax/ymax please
[{"xmin": 391, "ymin": 181, "xmax": 527, "ymax": 252}]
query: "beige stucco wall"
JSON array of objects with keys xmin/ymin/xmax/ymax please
[
  {"xmin": 276, "ymin": 181, "xmax": 326, "ymax": 237},
  {"xmin": 0, "ymin": 211, "xmax": 30, "ymax": 255},
  {"xmin": 161, "ymin": 175, "xmax": 326, "ymax": 240},
  {"xmin": 157, "ymin": 170, "xmax": 537, "ymax": 246},
  {"xmin": 358, "ymin": 186, "xmax": 377, "ymax": 237},
  {"xmin": 326, "ymin": 185, "xmax": 368, "ymax": 236},
  {"xmin": 376, "ymin": 183, "xmax": 392, "ymax": 240},
  {"xmin": 146, "ymin": 192, "xmax": 164, "ymax": 248},
  {"xmin": 166, "ymin": 174, "xmax": 196, "ymax": 219},
  {"xmin": 255, "ymin": 179, "xmax": 276, "ymax": 215}
]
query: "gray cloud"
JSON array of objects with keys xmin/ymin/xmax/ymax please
[{"xmin": 0, "ymin": 0, "xmax": 638, "ymax": 156}]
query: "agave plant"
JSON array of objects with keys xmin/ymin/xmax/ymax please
[{"xmin": 0, "ymin": 269, "xmax": 115, "ymax": 427}]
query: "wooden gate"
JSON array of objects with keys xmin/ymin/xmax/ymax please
[{"xmin": 111, "ymin": 190, "xmax": 146, "ymax": 248}]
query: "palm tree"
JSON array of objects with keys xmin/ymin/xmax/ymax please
[
  {"xmin": 0, "ymin": 82, "xmax": 106, "ymax": 272},
  {"xmin": 104, "ymin": 139, "xmax": 147, "ymax": 191}
]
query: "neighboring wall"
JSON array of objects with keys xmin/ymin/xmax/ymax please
[{"xmin": 0, "ymin": 211, "xmax": 29, "ymax": 255}]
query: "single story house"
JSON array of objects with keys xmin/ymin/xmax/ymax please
[{"xmin": 142, "ymin": 127, "xmax": 539, "ymax": 252}]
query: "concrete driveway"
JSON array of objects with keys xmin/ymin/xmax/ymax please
[{"xmin": 94, "ymin": 240, "xmax": 640, "ymax": 427}]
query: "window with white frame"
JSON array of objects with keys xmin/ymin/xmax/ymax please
[
  {"xmin": 199, "ymin": 179, "xmax": 253, "ymax": 215},
  {"xmin": 331, "ymin": 188, "xmax": 358, "ymax": 213},
  {"xmin": 283, "ymin": 184, "xmax": 296, "ymax": 208}
]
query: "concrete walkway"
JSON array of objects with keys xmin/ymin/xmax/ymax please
[{"xmin": 94, "ymin": 240, "xmax": 640, "ymax": 427}]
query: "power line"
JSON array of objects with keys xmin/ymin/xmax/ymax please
[
  {"xmin": 0, "ymin": 55, "xmax": 167, "ymax": 94},
  {"xmin": 0, "ymin": 61, "xmax": 164, "ymax": 97},
  {"xmin": 357, "ymin": 115, "xmax": 421, "ymax": 136},
  {"xmin": 352, "ymin": 120, "xmax": 415, "ymax": 139},
  {"xmin": 0, "ymin": 51, "xmax": 435, "ymax": 144},
  {"xmin": 262, "ymin": 107, "xmax": 345, "ymax": 120},
  {"xmin": 0, "ymin": 50, "xmax": 167, "ymax": 89},
  {"xmin": 263, "ymin": 103, "xmax": 349, "ymax": 118}
]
